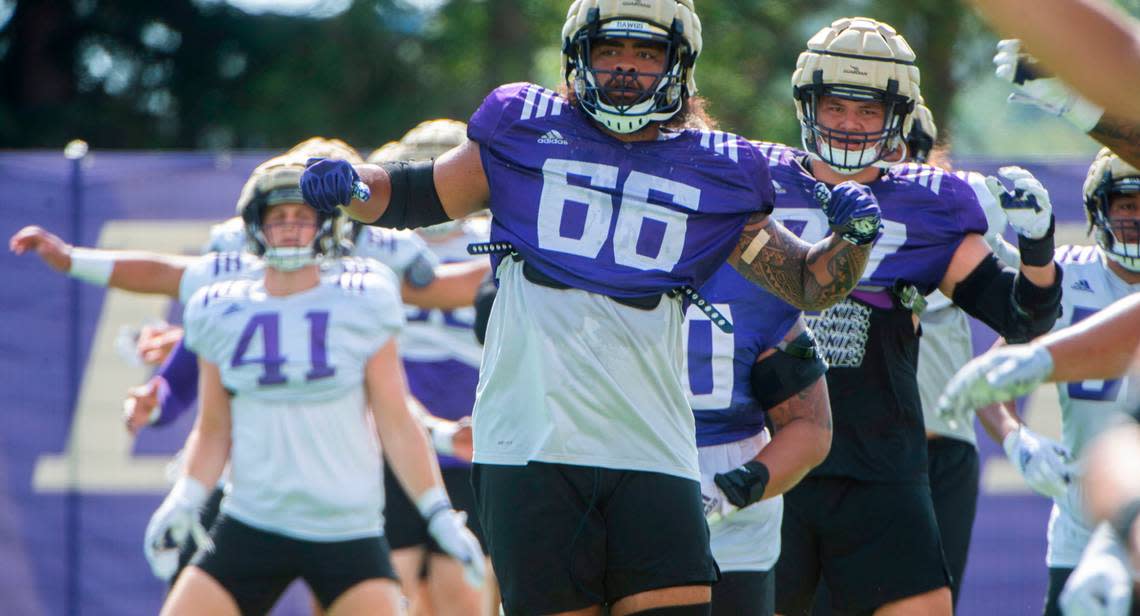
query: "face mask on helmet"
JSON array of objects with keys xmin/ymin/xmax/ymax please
[
  {"xmin": 792, "ymin": 17, "xmax": 920, "ymax": 175},
  {"xmin": 562, "ymin": 0, "xmax": 701, "ymax": 134},
  {"xmin": 1084, "ymin": 148, "xmax": 1140, "ymax": 272},
  {"xmin": 237, "ymin": 163, "xmax": 342, "ymax": 271}
]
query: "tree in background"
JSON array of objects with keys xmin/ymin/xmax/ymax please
[{"xmin": 0, "ymin": 0, "xmax": 1112, "ymax": 155}]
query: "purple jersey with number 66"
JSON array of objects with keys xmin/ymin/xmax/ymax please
[
  {"xmin": 467, "ymin": 83, "xmax": 775, "ymax": 296},
  {"xmin": 757, "ymin": 142, "xmax": 988, "ymax": 482}
]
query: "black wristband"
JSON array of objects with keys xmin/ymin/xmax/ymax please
[
  {"xmin": 1017, "ymin": 215, "xmax": 1056, "ymax": 267},
  {"xmin": 1110, "ymin": 497, "xmax": 1140, "ymax": 543},
  {"xmin": 1012, "ymin": 261, "xmax": 1063, "ymax": 322},
  {"xmin": 714, "ymin": 460, "xmax": 771, "ymax": 508}
]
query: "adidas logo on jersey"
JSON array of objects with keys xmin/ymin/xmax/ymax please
[
  {"xmin": 1071, "ymin": 279, "xmax": 1094, "ymax": 293},
  {"xmin": 537, "ymin": 130, "xmax": 569, "ymax": 145}
]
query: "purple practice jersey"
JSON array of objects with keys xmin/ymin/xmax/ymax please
[
  {"xmin": 759, "ymin": 142, "xmax": 988, "ymax": 482},
  {"xmin": 688, "ymin": 264, "xmax": 802, "ymax": 447},
  {"xmin": 468, "ymin": 83, "xmax": 775, "ymax": 296}
]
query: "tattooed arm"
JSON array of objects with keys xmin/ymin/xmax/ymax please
[
  {"xmin": 728, "ymin": 212, "xmax": 871, "ymax": 311},
  {"xmin": 1089, "ymin": 114, "xmax": 1140, "ymax": 169}
]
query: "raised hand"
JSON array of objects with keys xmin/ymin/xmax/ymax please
[
  {"xmin": 816, "ymin": 181, "xmax": 883, "ymax": 246},
  {"xmin": 993, "ymin": 39, "xmax": 1103, "ymax": 132},
  {"xmin": 984, "ymin": 166, "xmax": 1054, "ymax": 240},
  {"xmin": 9, "ymin": 225, "xmax": 72, "ymax": 272},
  {"xmin": 300, "ymin": 157, "xmax": 369, "ymax": 214}
]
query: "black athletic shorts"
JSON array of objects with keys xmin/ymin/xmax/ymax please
[
  {"xmin": 472, "ymin": 462, "xmax": 719, "ymax": 615},
  {"xmin": 712, "ymin": 570, "xmax": 773, "ymax": 616},
  {"xmin": 775, "ymin": 477, "xmax": 950, "ymax": 615},
  {"xmin": 383, "ymin": 463, "xmax": 486, "ymax": 553},
  {"xmin": 192, "ymin": 514, "xmax": 397, "ymax": 615},
  {"xmin": 926, "ymin": 436, "xmax": 979, "ymax": 606}
]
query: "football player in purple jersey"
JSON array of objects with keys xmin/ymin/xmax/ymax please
[
  {"xmin": 686, "ymin": 267, "xmax": 831, "ymax": 616},
  {"xmin": 747, "ymin": 17, "xmax": 1062, "ymax": 616},
  {"xmin": 300, "ymin": 1, "xmax": 880, "ymax": 614}
]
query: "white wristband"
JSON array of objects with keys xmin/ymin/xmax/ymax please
[
  {"xmin": 415, "ymin": 485, "xmax": 451, "ymax": 521},
  {"xmin": 68, "ymin": 248, "xmax": 115, "ymax": 286},
  {"xmin": 1065, "ymin": 96, "xmax": 1105, "ymax": 134}
]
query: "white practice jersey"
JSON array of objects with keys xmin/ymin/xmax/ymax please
[
  {"xmin": 917, "ymin": 293, "xmax": 978, "ymax": 445},
  {"xmin": 183, "ymin": 266, "xmax": 404, "ymax": 541},
  {"xmin": 352, "ymin": 226, "xmax": 439, "ymax": 288},
  {"xmin": 700, "ymin": 431, "xmax": 782, "ymax": 572},
  {"xmin": 921, "ymin": 171, "xmax": 1018, "ymax": 443},
  {"xmin": 203, "ymin": 216, "xmax": 248, "ymax": 254},
  {"xmin": 473, "ymin": 257, "xmax": 699, "ymax": 481},
  {"xmin": 1046, "ymin": 245, "xmax": 1140, "ymax": 567},
  {"xmin": 401, "ymin": 219, "xmax": 489, "ymax": 367},
  {"xmin": 179, "ymin": 252, "xmax": 265, "ymax": 303}
]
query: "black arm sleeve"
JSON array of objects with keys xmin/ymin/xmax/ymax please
[
  {"xmin": 749, "ymin": 331, "xmax": 828, "ymax": 410},
  {"xmin": 373, "ymin": 160, "xmax": 451, "ymax": 229},
  {"xmin": 951, "ymin": 253, "xmax": 1063, "ymax": 344}
]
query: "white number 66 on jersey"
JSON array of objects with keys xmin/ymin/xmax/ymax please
[{"xmin": 537, "ymin": 158, "xmax": 701, "ymax": 272}]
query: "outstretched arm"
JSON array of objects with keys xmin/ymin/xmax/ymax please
[
  {"xmin": 971, "ymin": 0, "xmax": 1140, "ymax": 125},
  {"xmin": 402, "ymin": 259, "xmax": 492, "ymax": 311},
  {"xmin": 9, "ymin": 225, "xmax": 192, "ymax": 297},
  {"xmin": 305, "ymin": 140, "xmax": 490, "ymax": 227}
]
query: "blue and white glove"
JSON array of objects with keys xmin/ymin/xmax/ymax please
[
  {"xmin": 937, "ymin": 343, "xmax": 1054, "ymax": 430},
  {"xmin": 984, "ymin": 166, "xmax": 1054, "ymax": 240},
  {"xmin": 1004, "ymin": 425, "xmax": 1073, "ymax": 499},
  {"xmin": 994, "ymin": 39, "xmax": 1104, "ymax": 133},
  {"xmin": 417, "ymin": 487, "xmax": 486, "ymax": 587},
  {"xmin": 143, "ymin": 476, "xmax": 213, "ymax": 581},
  {"xmin": 1060, "ymin": 523, "xmax": 1135, "ymax": 616},
  {"xmin": 300, "ymin": 157, "xmax": 370, "ymax": 215},
  {"xmin": 815, "ymin": 181, "xmax": 882, "ymax": 246}
]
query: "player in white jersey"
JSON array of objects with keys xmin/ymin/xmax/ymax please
[
  {"xmin": 145, "ymin": 153, "xmax": 484, "ymax": 616},
  {"xmin": 902, "ymin": 105, "xmax": 1028, "ymax": 607},
  {"xmin": 948, "ymin": 148, "xmax": 1140, "ymax": 615}
]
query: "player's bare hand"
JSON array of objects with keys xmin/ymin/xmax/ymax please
[
  {"xmin": 9, "ymin": 226, "xmax": 72, "ymax": 272},
  {"xmin": 123, "ymin": 377, "xmax": 162, "ymax": 435},
  {"xmin": 451, "ymin": 417, "xmax": 473, "ymax": 462},
  {"xmin": 137, "ymin": 324, "xmax": 183, "ymax": 366}
]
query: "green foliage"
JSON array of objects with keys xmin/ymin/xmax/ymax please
[{"xmin": 0, "ymin": 0, "xmax": 1112, "ymax": 158}]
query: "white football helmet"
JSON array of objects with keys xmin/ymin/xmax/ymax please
[
  {"xmin": 562, "ymin": 0, "xmax": 701, "ymax": 134},
  {"xmin": 1083, "ymin": 147, "xmax": 1140, "ymax": 272},
  {"xmin": 792, "ymin": 17, "xmax": 921, "ymax": 174}
]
